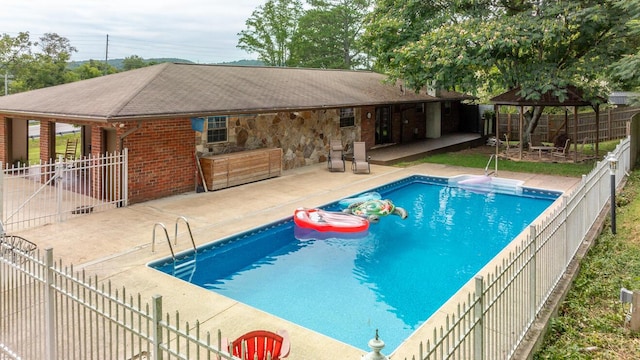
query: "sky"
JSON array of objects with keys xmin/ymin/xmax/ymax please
[{"xmin": 1, "ymin": 0, "xmax": 266, "ymax": 64}]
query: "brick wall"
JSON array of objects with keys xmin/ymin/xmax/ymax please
[{"xmin": 122, "ymin": 119, "xmax": 195, "ymax": 203}]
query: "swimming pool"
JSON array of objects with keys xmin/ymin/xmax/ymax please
[{"xmin": 148, "ymin": 175, "xmax": 560, "ymax": 352}]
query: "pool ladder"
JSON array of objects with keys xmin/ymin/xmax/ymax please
[
  {"xmin": 152, "ymin": 216, "xmax": 198, "ymax": 281},
  {"xmin": 485, "ymin": 154, "xmax": 497, "ymax": 176}
]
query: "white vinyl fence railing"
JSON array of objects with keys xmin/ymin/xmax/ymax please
[
  {"xmin": 1, "ymin": 150, "xmax": 128, "ymax": 233},
  {"xmin": 404, "ymin": 136, "xmax": 630, "ymax": 360},
  {"xmin": 0, "ymin": 138, "xmax": 631, "ymax": 360}
]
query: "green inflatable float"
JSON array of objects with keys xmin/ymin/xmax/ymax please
[{"xmin": 343, "ymin": 199, "xmax": 408, "ymax": 223}]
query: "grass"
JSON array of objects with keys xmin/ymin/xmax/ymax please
[
  {"xmin": 396, "ymin": 140, "xmax": 621, "ymax": 178},
  {"xmin": 27, "ymin": 133, "xmax": 80, "ymax": 164},
  {"xmin": 533, "ymin": 169, "xmax": 640, "ymax": 359}
]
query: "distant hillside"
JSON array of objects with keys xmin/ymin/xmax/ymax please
[
  {"xmin": 217, "ymin": 59, "xmax": 264, "ymax": 66},
  {"xmin": 69, "ymin": 58, "xmax": 263, "ymax": 70}
]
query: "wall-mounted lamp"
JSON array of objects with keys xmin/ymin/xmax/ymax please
[{"xmin": 366, "ymin": 112, "xmax": 372, "ymax": 119}]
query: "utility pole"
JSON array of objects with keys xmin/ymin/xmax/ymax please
[{"xmin": 104, "ymin": 34, "xmax": 109, "ymax": 75}]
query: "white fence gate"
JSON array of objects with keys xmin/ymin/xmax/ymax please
[{"xmin": 1, "ymin": 150, "xmax": 128, "ymax": 233}]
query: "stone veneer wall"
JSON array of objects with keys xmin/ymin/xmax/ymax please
[{"xmin": 197, "ymin": 109, "xmax": 362, "ymax": 170}]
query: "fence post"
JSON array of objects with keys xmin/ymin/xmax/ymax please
[
  {"xmin": 0, "ymin": 162, "xmax": 3, "ymax": 223},
  {"xmin": 529, "ymin": 226, "xmax": 537, "ymax": 318},
  {"xmin": 55, "ymin": 162, "xmax": 63, "ymax": 222},
  {"xmin": 474, "ymin": 276, "xmax": 484, "ymax": 360},
  {"xmin": 45, "ymin": 248, "xmax": 56, "ymax": 360},
  {"xmin": 152, "ymin": 295, "xmax": 163, "ymax": 360}
]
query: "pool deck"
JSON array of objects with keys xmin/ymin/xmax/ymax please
[{"xmin": 13, "ymin": 161, "xmax": 581, "ymax": 359}]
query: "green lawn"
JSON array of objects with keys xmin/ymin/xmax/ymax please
[{"xmin": 27, "ymin": 133, "xmax": 81, "ymax": 164}]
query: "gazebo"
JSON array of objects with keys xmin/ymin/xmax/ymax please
[{"xmin": 491, "ymin": 85, "xmax": 603, "ymax": 162}]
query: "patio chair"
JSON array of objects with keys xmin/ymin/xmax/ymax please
[
  {"xmin": 552, "ymin": 138, "xmax": 571, "ymax": 159},
  {"xmin": 222, "ymin": 329, "xmax": 290, "ymax": 360},
  {"xmin": 56, "ymin": 138, "xmax": 78, "ymax": 161},
  {"xmin": 327, "ymin": 139, "xmax": 345, "ymax": 172},
  {"xmin": 351, "ymin": 141, "xmax": 370, "ymax": 174}
]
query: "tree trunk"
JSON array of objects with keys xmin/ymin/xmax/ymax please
[{"xmin": 523, "ymin": 105, "xmax": 545, "ymax": 145}]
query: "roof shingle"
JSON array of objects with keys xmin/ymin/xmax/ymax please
[{"xmin": 0, "ymin": 63, "xmax": 472, "ymax": 122}]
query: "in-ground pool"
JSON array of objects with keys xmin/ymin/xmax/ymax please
[{"xmin": 148, "ymin": 175, "xmax": 561, "ymax": 352}]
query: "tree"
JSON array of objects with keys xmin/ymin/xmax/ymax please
[
  {"xmin": 237, "ymin": 0, "xmax": 304, "ymax": 66},
  {"xmin": 0, "ymin": 32, "xmax": 33, "ymax": 94},
  {"xmin": 72, "ymin": 60, "xmax": 117, "ymax": 80},
  {"xmin": 10, "ymin": 32, "xmax": 78, "ymax": 92},
  {"xmin": 363, "ymin": 0, "xmax": 636, "ymax": 140},
  {"xmin": 123, "ymin": 55, "xmax": 150, "ymax": 71},
  {"xmin": 609, "ymin": 0, "xmax": 640, "ymax": 102},
  {"xmin": 289, "ymin": 0, "xmax": 371, "ymax": 69}
]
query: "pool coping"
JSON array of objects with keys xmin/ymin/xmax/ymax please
[{"xmin": 14, "ymin": 162, "xmax": 582, "ymax": 359}]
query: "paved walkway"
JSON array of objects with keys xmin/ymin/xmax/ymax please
[{"xmin": 14, "ymin": 162, "xmax": 581, "ymax": 359}]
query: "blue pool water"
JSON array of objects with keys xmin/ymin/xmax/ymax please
[{"xmin": 149, "ymin": 175, "xmax": 560, "ymax": 351}]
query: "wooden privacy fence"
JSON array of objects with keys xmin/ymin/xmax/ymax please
[{"xmin": 497, "ymin": 106, "xmax": 639, "ymax": 144}]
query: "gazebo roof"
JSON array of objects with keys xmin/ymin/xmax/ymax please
[{"xmin": 490, "ymin": 85, "xmax": 597, "ymax": 107}]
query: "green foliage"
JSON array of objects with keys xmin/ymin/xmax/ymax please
[
  {"xmin": 289, "ymin": 0, "xmax": 371, "ymax": 69},
  {"xmin": 1, "ymin": 32, "xmax": 79, "ymax": 93},
  {"xmin": 237, "ymin": 0, "xmax": 304, "ymax": 66},
  {"xmin": 363, "ymin": 0, "xmax": 635, "ymax": 102},
  {"xmin": 608, "ymin": 0, "xmax": 640, "ymax": 92}
]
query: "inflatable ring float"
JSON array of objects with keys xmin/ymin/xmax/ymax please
[
  {"xmin": 343, "ymin": 199, "xmax": 408, "ymax": 223},
  {"xmin": 338, "ymin": 192, "xmax": 381, "ymax": 208}
]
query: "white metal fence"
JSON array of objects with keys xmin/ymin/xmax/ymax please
[
  {"xmin": 406, "ymin": 136, "xmax": 631, "ymax": 359},
  {"xmin": 1, "ymin": 150, "xmax": 128, "ymax": 233},
  {"xmin": 0, "ymin": 138, "xmax": 631, "ymax": 360},
  {"xmin": 0, "ymin": 241, "xmax": 241, "ymax": 360}
]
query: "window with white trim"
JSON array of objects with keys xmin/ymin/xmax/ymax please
[
  {"xmin": 206, "ymin": 116, "xmax": 227, "ymax": 143},
  {"xmin": 339, "ymin": 108, "xmax": 355, "ymax": 127}
]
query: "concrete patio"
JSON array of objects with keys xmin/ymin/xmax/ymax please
[{"xmin": 13, "ymin": 160, "xmax": 581, "ymax": 359}]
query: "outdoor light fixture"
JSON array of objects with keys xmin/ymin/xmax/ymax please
[
  {"xmin": 607, "ymin": 153, "xmax": 618, "ymax": 234},
  {"xmin": 366, "ymin": 112, "xmax": 372, "ymax": 119}
]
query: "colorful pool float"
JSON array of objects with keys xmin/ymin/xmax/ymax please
[
  {"xmin": 293, "ymin": 208, "xmax": 369, "ymax": 233},
  {"xmin": 338, "ymin": 192, "xmax": 382, "ymax": 208},
  {"xmin": 343, "ymin": 199, "xmax": 408, "ymax": 223}
]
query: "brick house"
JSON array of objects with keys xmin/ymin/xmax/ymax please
[{"xmin": 0, "ymin": 63, "xmax": 475, "ymax": 204}]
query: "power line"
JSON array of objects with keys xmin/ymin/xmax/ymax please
[{"xmin": 0, "ymin": 31, "xmax": 253, "ymax": 63}]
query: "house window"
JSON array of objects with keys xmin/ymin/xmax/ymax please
[
  {"xmin": 207, "ymin": 116, "xmax": 227, "ymax": 143},
  {"xmin": 340, "ymin": 108, "xmax": 355, "ymax": 127}
]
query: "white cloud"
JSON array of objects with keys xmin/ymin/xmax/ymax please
[{"xmin": 0, "ymin": 0, "xmax": 264, "ymax": 63}]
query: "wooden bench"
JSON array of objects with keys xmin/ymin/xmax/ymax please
[{"xmin": 199, "ymin": 148, "xmax": 282, "ymax": 191}]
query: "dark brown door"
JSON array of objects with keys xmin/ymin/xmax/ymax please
[{"xmin": 375, "ymin": 107, "xmax": 392, "ymax": 145}]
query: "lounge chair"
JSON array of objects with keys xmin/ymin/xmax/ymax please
[
  {"xmin": 327, "ymin": 139, "xmax": 345, "ymax": 172},
  {"xmin": 222, "ymin": 329, "xmax": 290, "ymax": 360},
  {"xmin": 351, "ymin": 141, "xmax": 370, "ymax": 174}
]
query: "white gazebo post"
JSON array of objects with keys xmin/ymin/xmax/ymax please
[{"xmin": 362, "ymin": 330, "xmax": 389, "ymax": 360}]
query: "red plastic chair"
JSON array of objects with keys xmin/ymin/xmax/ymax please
[{"xmin": 223, "ymin": 329, "xmax": 290, "ymax": 360}]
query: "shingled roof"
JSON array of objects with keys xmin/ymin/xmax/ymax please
[{"xmin": 0, "ymin": 63, "xmax": 472, "ymax": 122}]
